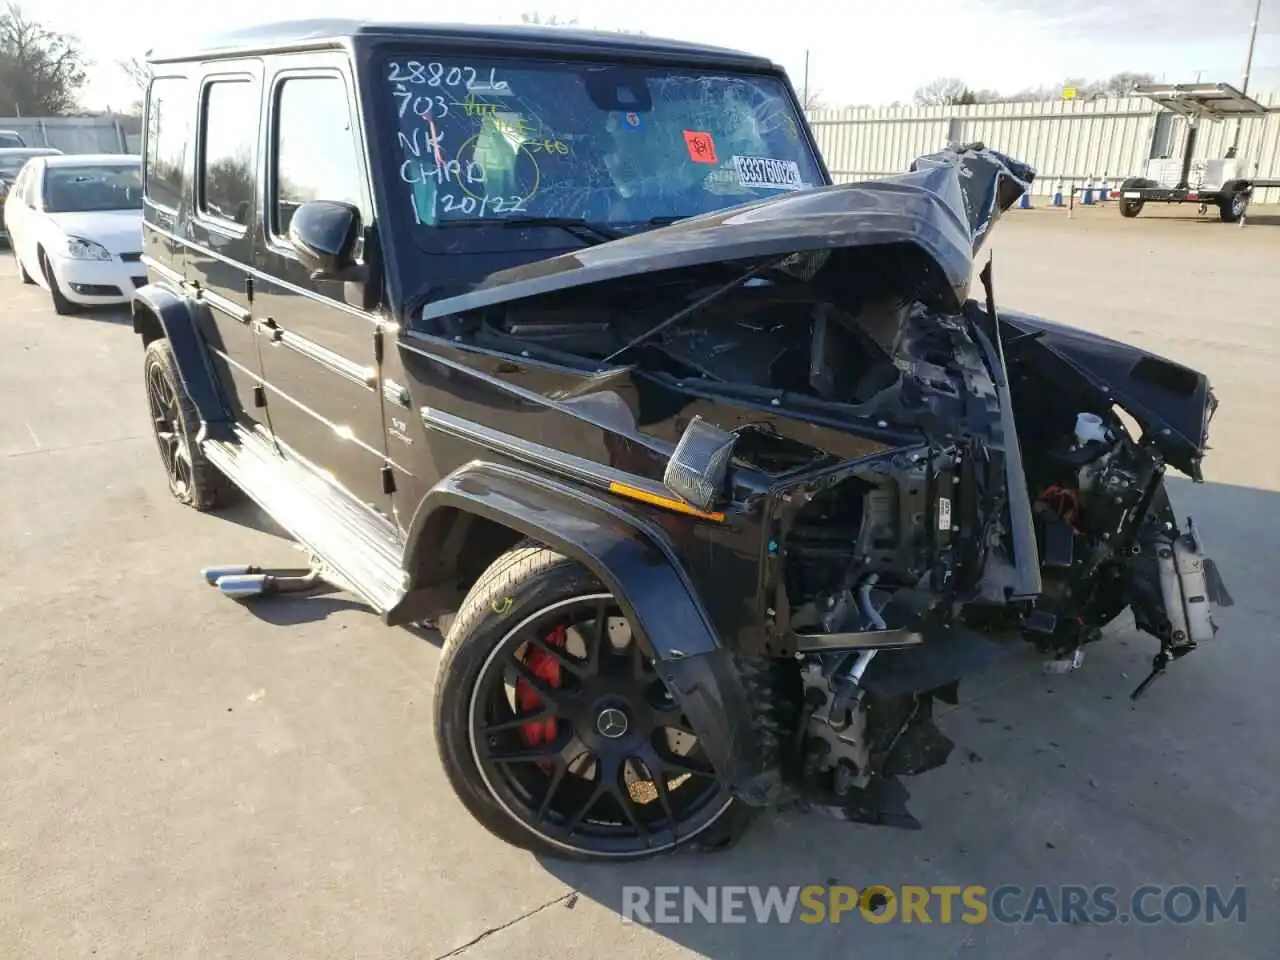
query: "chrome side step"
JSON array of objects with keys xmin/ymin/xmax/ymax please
[{"xmin": 202, "ymin": 427, "xmax": 407, "ymax": 614}]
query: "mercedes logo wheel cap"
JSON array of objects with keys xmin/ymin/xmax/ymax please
[{"xmin": 596, "ymin": 707, "xmax": 629, "ymax": 739}]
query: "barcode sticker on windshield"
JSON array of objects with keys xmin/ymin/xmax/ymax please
[{"xmin": 733, "ymin": 156, "xmax": 804, "ymax": 191}]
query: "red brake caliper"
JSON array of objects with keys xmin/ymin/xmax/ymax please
[{"xmin": 517, "ymin": 624, "xmax": 566, "ymax": 748}]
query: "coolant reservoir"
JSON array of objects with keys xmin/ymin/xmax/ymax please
[{"xmin": 1075, "ymin": 412, "xmax": 1108, "ymax": 446}]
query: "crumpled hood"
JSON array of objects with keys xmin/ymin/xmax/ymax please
[
  {"xmin": 422, "ymin": 145, "xmax": 1034, "ymax": 322},
  {"xmin": 47, "ymin": 209, "xmax": 143, "ymax": 255}
]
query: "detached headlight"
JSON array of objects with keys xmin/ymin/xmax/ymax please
[{"xmin": 62, "ymin": 236, "xmax": 113, "ymax": 261}]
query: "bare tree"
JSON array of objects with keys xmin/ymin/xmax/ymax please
[
  {"xmin": 913, "ymin": 77, "xmax": 986, "ymax": 107},
  {"xmin": 118, "ymin": 55, "xmax": 149, "ymax": 92},
  {"xmin": 1099, "ymin": 71, "xmax": 1155, "ymax": 97},
  {"xmin": 801, "ymin": 88, "xmax": 828, "ymax": 113},
  {"xmin": 117, "ymin": 55, "xmax": 150, "ymax": 115},
  {"xmin": 0, "ymin": 3, "xmax": 87, "ymax": 115},
  {"xmin": 521, "ymin": 11, "xmax": 648, "ymax": 34},
  {"xmin": 996, "ymin": 71, "xmax": 1156, "ymax": 103},
  {"xmin": 520, "ymin": 11, "xmax": 579, "ymax": 26}
]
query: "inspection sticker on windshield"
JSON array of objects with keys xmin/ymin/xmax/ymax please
[
  {"xmin": 733, "ymin": 156, "xmax": 804, "ymax": 191},
  {"xmin": 684, "ymin": 131, "xmax": 719, "ymax": 164}
]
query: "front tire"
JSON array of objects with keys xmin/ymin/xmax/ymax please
[
  {"xmin": 143, "ymin": 338, "xmax": 234, "ymax": 511},
  {"xmin": 1119, "ymin": 198, "xmax": 1143, "ymax": 218},
  {"xmin": 433, "ymin": 545, "xmax": 752, "ymax": 860},
  {"xmin": 15, "ymin": 247, "xmax": 34, "ymax": 284},
  {"xmin": 39, "ymin": 250, "xmax": 79, "ymax": 315}
]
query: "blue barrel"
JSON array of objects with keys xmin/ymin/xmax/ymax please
[
  {"xmin": 1020, "ymin": 191, "xmax": 1032, "ymax": 209},
  {"xmin": 1083, "ymin": 180, "xmax": 1095, "ymax": 205},
  {"xmin": 1053, "ymin": 182, "xmax": 1064, "ymax": 206}
]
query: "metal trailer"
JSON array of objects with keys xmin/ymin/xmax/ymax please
[{"xmin": 1117, "ymin": 82, "xmax": 1279, "ymax": 223}]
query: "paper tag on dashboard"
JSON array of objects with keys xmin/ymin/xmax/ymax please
[{"xmin": 733, "ymin": 156, "xmax": 804, "ymax": 190}]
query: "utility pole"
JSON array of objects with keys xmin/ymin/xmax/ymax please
[
  {"xmin": 1242, "ymin": 0, "xmax": 1262, "ymax": 95},
  {"xmin": 1233, "ymin": 0, "xmax": 1263, "ymax": 151}
]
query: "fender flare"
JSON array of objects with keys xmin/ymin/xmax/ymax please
[
  {"xmin": 397, "ymin": 459, "xmax": 719, "ymax": 660},
  {"xmin": 396, "ymin": 460, "xmax": 770, "ymax": 796},
  {"xmin": 131, "ymin": 283, "xmax": 231, "ymax": 430}
]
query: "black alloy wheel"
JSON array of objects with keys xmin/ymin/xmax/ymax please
[
  {"xmin": 468, "ymin": 592, "xmax": 735, "ymax": 857},
  {"xmin": 142, "ymin": 339, "xmax": 232, "ymax": 511},
  {"xmin": 435, "ymin": 545, "xmax": 753, "ymax": 860},
  {"xmin": 147, "ymin": 354, "xmax": 195, "ymax": 501}
]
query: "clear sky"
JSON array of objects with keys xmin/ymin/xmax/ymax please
[{"xmin": 37, "ymin": 0, "xmax": 1280, "ymax": 112}]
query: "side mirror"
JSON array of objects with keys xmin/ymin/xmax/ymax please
[{"xmin": 287, "ymin": 200, "xmax": 368, "ymax": 283}]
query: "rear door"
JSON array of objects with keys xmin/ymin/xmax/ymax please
[
  {"xmin": 251, "ymin": 53, "xmax": 392, "ymax": 516},
  {"xmin": 141, "ymin": 74, "xmax": 193, "ymax": 293},
  {"xmin": 185, "ymin": 62, "xmax": 270, "ymax": 434}
]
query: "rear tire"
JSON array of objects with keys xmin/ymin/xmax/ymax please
[
  {"xmin": 38, "ymin": 250, "xmax": 78, "ymax": 315},
  {"xmin": 433, "ymin": 544, "xmax": 753, "ymax": 861},
  {"xmin": 1218, "ymin": 191, "xmax": 1247, "ymax": 223},
  {"xmin": 1120, "ymin": 199, "xmax": 1143, "ymax": 218},
  {"xmin": 143, "ymin": 338, "xmax": 235, "ymax": 511}
]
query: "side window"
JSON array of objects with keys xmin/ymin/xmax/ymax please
[
  {"xmin": 9, "ymin": 165, "xmax": 27, "ymax": 204},
  {"xmin": 145, "ymin": 77, "xmax": 190, "ymax": 210},
  {"xmin": 199, "ymin": 80, "xmax": 257, "ymax": 227},
  {"xmin": 20, "ymin": 165, "xmax": 39, "ymax": 207},
  {"xmin": 272, "ymin": 75, "xmax": 366, "ymax": 239}
]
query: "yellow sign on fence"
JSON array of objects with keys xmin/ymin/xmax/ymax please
[{"xmin": 1062, "ymin": 86, "xmax": 1077, "ymax": 100}]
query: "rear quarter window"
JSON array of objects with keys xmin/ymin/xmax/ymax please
[{"xmin": 145, "ymin": 77, "xmax": 191, "ymax": 210}]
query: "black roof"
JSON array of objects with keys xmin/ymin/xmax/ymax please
[{"xmin": 148, "ymin": 19, "xmax": 773, "ymax": 69}]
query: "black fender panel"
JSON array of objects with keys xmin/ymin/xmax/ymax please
[
  {"xmin": 398, "ymin": 460, "xmax": 769, "ymax": 794},
  {"xmin": 132, "ymin": 284, "xmax": 231, "ymax": 430},
  {"xmin": 399, "ymin": 460, "xmax": 718, "ymax": 660},
  {"xmin": 1000, "ymin": 308, "xmax": 1215, "ymax": 478}
]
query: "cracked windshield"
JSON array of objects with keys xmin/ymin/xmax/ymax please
[{"xmin": 385, "ymin": 56, "xmax": 823, "ymax": 230}]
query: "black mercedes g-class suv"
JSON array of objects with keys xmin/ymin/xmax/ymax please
[{"xmin": 134, "ymin": 19, "xmax": 1229, "ymax": 861}]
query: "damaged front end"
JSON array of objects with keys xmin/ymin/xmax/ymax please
[{"xmin": 413, "ymin": 143, "xmax": 1231, "ymax": 828}]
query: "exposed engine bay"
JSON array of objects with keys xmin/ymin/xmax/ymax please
[{"xmin": 416, "ymin": 143, "xmax": 1233, "ymax": 826}]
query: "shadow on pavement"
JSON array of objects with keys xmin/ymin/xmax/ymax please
[
  {"xmin": 1196, "ymin": 213, "xmax": 1280, "ymax": 228},
  {"xmin": 532, "ymin": 477, "xmax": 1279, "ymax": 960},
  {"xmin": 59, "ymin": 305, "xmax": 133, "ymax": 324},
  {"xmin": 216, "ymin": 498, "xmax": 293, "ymax": 539},
  {"xmin": 238, "ymin": 591, "xmax": 371, "ymax": 625}
]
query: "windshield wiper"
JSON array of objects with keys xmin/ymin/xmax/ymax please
[{"xmin": 444, "ymin": 217, "xmax": 622, "ymax": 246}]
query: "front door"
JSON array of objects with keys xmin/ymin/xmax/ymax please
[
  {"xmin": 252, "ymin": 57, "xmax": 391, "ymax": 517},
  {"xmin": 185, "ymin": 64, "xmax": 268, "ymax": 433}
]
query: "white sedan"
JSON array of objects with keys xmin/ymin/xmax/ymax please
[{"xmin": 5, "ymin": 153, "xmax": 145, "ymax": 315}]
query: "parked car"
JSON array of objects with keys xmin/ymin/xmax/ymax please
[
  {"xmin": 0, "ymin": 130, "xmax": 26, "ymax": 148},
  {"xmin": 133, "ymin": 19, "xmax": 1230, "ymax": 861},
  {"xmin": 6, "ymin": 153, "xmax": 145, "ymax": 314},
  {"xmin": 0, "ymin": 147, "xmax": 63, "ymax": 237}
]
